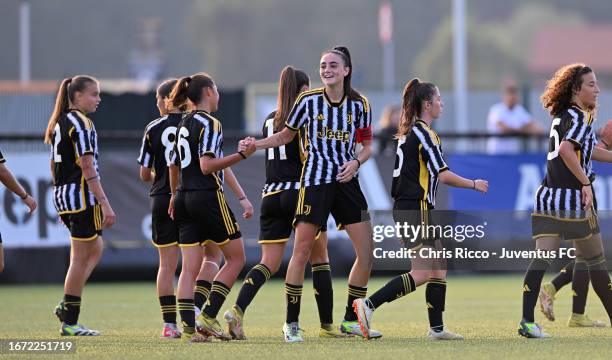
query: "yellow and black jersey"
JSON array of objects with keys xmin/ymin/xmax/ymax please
[
  {"xmin": 170, "ymin": 110, "xmax": 224, "ymax": 191},
  {"xmin": 0, "ymin": 148, "xmax": 5, "ymax": 163},
  {"xmin": 535, "ymin": 105, "xmax": 597, "ymax": 215},
  {"xmin": 50, "ymin": 110, "xmax": 99, "ymax": 214},
  {"xmin": 138, "ymin": 113, "xmax": 183, "ymax": 196},
  {"xmin": 391, "ymin": 121, "xmax": 448, "ymax": 206},
  {"xmin": 285, "ymin": 88, "xmax": 371, "ymax": 187},
  {"xmin": 261, "ymin": 110, "xmax": 303, "ymax": 195}
]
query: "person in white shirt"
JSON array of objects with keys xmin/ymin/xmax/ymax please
[{"xmin": 487, "ymin": 83, "xmax": 543, "ymax": 154}]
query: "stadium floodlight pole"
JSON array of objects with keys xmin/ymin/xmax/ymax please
[
  {"xmin": 452, "ymin": 0, "xmax": 468, "ymax": 151},
  {"xmin": 19, "ymin": 0, "xmax": 31, "ymax": 84},
  {"xmin": 379, "ymin": 1, "xmax": 394, "ymax": 93}
]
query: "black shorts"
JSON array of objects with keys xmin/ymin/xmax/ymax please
[
  {"xmin": 294, "ymin": 178, "xmax": 370, "ymax": 230},
  {"xmin": 393, "ymin": 199, "xmax": 437, "ymax": 250},
  {"xmin": 173, "ymin": 190, "xmax": 241, "ymax": 247},
  {"xmin": 151, "ymin": 194, "xmax": 179, "ymax": 247},
  {"xmin": 260, "ymin": 189, "xmax": 326, "ymax": 244},
  {"xmin": 532, "ymin": 212, "xmax": 599, "ymax": 242},
  {"xmin": 59, "ymin": 204, "xmax": 103, "ymax": 241}
]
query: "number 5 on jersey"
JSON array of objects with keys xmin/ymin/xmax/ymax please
[{"xmin": 547, "ymin": 118, "xmax": 562, "ymax": 160}]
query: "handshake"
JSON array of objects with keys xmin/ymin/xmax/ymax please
[{"xmin": 238, "ymin": 136, "xmax": 257, "ymax": 158}]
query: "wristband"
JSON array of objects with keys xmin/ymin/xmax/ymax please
[
  {"xmin": 19, "ymin": 193, "xmax": 28, "ymax": 200},
  {"xmin": 472, "ymin": 180, "xmax": 476, "ymax": 189},
  {"xmin": 601, "ymin": 139, "xmax": 610, "ymax": 148},
  {"xmin": 238, "ymin": 196, "xmax": 247, "ymax": 201},
  {"xmin": 86, "ymin": 175, "xmax": 100, "ymax": 182},
  {"xmin": 354, "ymin": 158, "xmax": 362, "ymax": 168},
  {"xmin": 582, "ymin": 182, "xmax": 591, "ymax": 187},
  {"xmin": 238, "ymin": 151, "xmax": 247, "ymax": 159}
]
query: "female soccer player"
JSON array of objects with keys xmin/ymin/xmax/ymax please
[
  {"xmin": 353, "ymin": 78, "xmax": 488, "ymax": 340},
  {"xmin": 46, "ymin": 75, "xmax": 116, "ymax": 336},
  {"xmin": 224, "ymin": 66, "xmax": 342, "ymax": 340},
  {"xmin": 0, "ymin": 149, "xmax": 38, "ymax": 273},
  {"xmin": 167, "ymin": 73, "xmax": 255, "ymax": 342},
  {"xmin": 519, "ymin": 64, "xmax": 612, "ymax": 338},
  {"xmin": 242, "ymin": 46, "xmax": 378, "ymax": 342},
  {"xmin": 138, "ymin": 78, "xmax": 222, "ymax": 338}
]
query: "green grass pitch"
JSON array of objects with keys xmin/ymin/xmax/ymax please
[{"xmin": 1, "ymin": 275, "xmax": 610, "ymax": 359}]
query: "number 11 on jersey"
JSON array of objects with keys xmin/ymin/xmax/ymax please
[{"xmin": 265, "ymin": 118, "xmax": 287, "ymax": 160}]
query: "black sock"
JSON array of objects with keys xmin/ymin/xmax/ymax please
[
  {"xmin": 159, "ymin": 295, "xmax": 177, "ymax": 324},
  {"xmin": 344, "ymin": 285, "xmax": 367, "ymax": 321},
  {"xmin": 203, "ymin": 281, "xmax": 231, "ymax": 319},
  {"xmin": 177, "ymin": 298, "xmax": 195, "ymax": 334},
  {"xmin": 63, "ymin": 294, "xmax": 81, "ymax": 325},
  {"xmin": 586, "ymin": 255, "xmax": 612, "ymax": 323},
  {"xmin": 312, "ymin": 263, "xmax": 333, "ymax": 325},
  {"xmin": 522, "ymin": 258, "xmax": 551, "ymax": 322},
  {"xmin": 571, "ymin": 258, "xmax": 589, "ymax": 314},
  {"xmin": 426, "ymin": 278, "xmax": 446, "ymax": 332},
  {"xmin": 551, "ymin": 260, "xmax": 575, "ymax": 291},
  {"xmin": 367, "ymin": 273, "xmax": 416, "ymax": 309},
  {"xmin": 285, "ymin": 283, "xmax": 303, "ymax": 324},
  {"xmin": 193, "ymin": 280, "xmax": 212, "ymax": 311},
  {"xmin": 235, "ymin": 263, "xmax": 272, "ymax": 314}
]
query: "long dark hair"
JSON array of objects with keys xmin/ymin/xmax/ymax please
[
  {"xmin": 45, "ymin": 75, "xmax": 98, "ymax": 144},
  {"xmin": 273, "ymin": 66, "xmax": 309, "ymax": 131},
  {"xmin": 168, "ymin": 72, "xmax": 215, "ymax": 109},
  {"xmin": 322, "ymin": 46, "xmax": 361, "ymax": 100},
  {"xmin": 541, "ymin": 63, "xmax": 594, "ymax": 116},
  {"xmin": 396, "ymin": 78, "xmax": 437, "ymax": 137},
  {"xmin": 156, "ymin": 78, "xmax": 187, "ymax": 112}
]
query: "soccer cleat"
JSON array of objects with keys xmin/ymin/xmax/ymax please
[
  {"xmin": 567, "ymin": 313, "xmax": 606, "ymax": 328},
  {"xmin": 161, "ymin": 323, "xmax": 182, "ymax": 338},
  {"xmin": 223, "ymin": 306, "xmax": 247, "ymax": 340},
  {"xmin": 318, "ymin": 324, "xmax": 347, "ymax": 338},
  {"xmin": 182, "ymin": 331, "xmax": 210, "ymax": 343},
  {"xmin": 427, "ymin": 328, "xmax": 464, "ymax": 340},
  {"xmin": 339, "ymin": 321, "xmax": 382, "ymax": 339},
  {"xmin": 282, "ymin": 322, "xmax": 304, "ymax": 343},
  {"xmin": 60, "ymin": 323, "xmax": 100, "ymax": 336},
  {"xmin": 353, "ymin": 298, "xmax": 374, "ymax": 339},
  {"xmin": 53, "ymin": 300, "xmax": 65, "ymax": 323},
  {"xmin": 538, "ymin": 283, "xmax": 556, "ymax": 321},
  {"xmin": 196, "ymin": 313, "xmax": 231, "ymax": 341},
  {"xmin": 518, "ymin": 320, "xmax": 550, "ymax": 338}
]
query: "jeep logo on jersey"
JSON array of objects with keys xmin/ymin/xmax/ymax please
[{"xmin": 317, "ymin": 126, "xmax": 351, "ymax": 142}]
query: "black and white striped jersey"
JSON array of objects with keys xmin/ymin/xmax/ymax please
[
  {"xmin": 391, "ymin": 121, "xmax": 449, "ymax": 207},
  {"xmin": 50, "ymin": 110, "xmax": 99, "ymax": 214},
  {"xmin": 543, "ymin": 105, "xmax": 597, "ymax": 190},
  {"xmin": 171, "ymin": 110, "xmax": 224, "ymax": 191},
  {"xmin": 262, "ymin": 111, "xmax": 303, "ymax": 196},
  {"xmin": 0, "ymin": 148, "xmax": 5, "ymax": 163},
  {"xmin": 535, "ymin": 105, "xmax": 597, "ymax": 215},
  {"xmin": 138, "ymin": 113, "xmax": 183, "ymax": 196},
  {"xmin": 285, "ymin": 88, "xmax": 371, "ymax": 187}
]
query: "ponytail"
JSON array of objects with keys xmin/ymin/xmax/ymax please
[
  {"xmin": 396, "ymin": 78, "xmax": 437, "ymax": 138},
  {"xmin": 157, "ymin": 78, "xmax": 186, "ymax": 112},
  {"xmin": 45, "ymin": 75, "xmax": 97, "ymax": 144},
  {"xmin": 324, "ymin": 46, "xmax": 362, "ymax": 100},
  {"xmin": 169, "ymin": 73, "xmax": 215, "ymax": 109},
  {"xmin": 273, "ymin": 66, "xmax": 309, "ymax": 131}
]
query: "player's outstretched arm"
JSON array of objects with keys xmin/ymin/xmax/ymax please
[
  {"xmin": 438, "ymin": 170, "xmax": 488, "ymax": 193},
  {"xmin": 0, "ymin": 162, "xmax": 37, "ymax": 213}
]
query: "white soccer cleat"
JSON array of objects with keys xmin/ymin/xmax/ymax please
[
  {"xmin": 282, "ymin": 322, "xmax": 304, "ymax": 343},
  {"xmin": 427, "ymin": 327, "xmax": 464, "ymax": 340},
  {"xmin": 352, "ymin": 298, "xmax": 375, "ymax": 339}
]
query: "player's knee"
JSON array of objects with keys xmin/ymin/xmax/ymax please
[
  {"xmin": 261, "ymin": 258, "xmax": 281, "ymax": 275},
  {"xmin": 225, "ymin": 251, "xmax": 246, "ymax": 269},
  {"xmin": 585, "ymin": 253, "xmax": 607, "ymax": 271}
]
